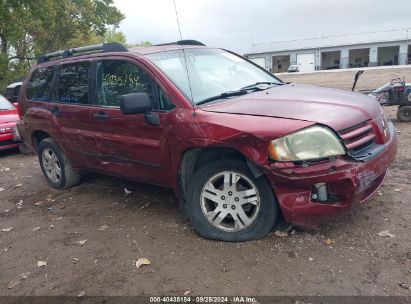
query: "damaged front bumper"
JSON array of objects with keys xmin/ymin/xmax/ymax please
[{"xmin": 264, "ymin": 120, "xmax": 398, "ymax": 230}]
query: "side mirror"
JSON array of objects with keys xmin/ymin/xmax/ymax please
[{"xmin": 120, "ymin": 93, "xmax": 152, "ymax": 115}]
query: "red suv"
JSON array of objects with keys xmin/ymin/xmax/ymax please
[
  {"xmin": 17, "ymin": 41, "xmax": 397, "ymax": 241},
  {"xmin": 0, "ymin": 95, "xmax": 21, "ymax": 151}
]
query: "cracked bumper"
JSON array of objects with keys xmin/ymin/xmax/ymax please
[{"xmin": 264, "ymin": 121, "xmax": 398, "ymax": 230}]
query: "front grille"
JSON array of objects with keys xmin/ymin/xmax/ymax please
[{"xmin": 338, "ymin": 121, "xmax": 376, "ymax": 154}]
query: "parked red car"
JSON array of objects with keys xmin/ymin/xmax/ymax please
[
  {"xmin": 0, "ymin": 95, "xmax": 21, "ymax": 151},
  {"xmin": 17, "ymin": 41, "xmax": 397, "ymax": 241}
]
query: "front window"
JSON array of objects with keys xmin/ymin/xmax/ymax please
[
  {"xmin": 0, "ymin": 95, "xmax": 14, "ymax": 110},
  {"xmin": 146, "ymin": 48, "xmax": 281, "ymax": 104},
  {"xmin": 95, "ymin": 60, "xmax": 155, "ymax": 107}
]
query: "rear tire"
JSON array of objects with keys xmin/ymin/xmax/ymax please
[
  {"xmin": 38, "ymin": 138, "xmax": 81, "ymax": 189},
  {"xmin": 397, "ymin": 105, "xmax": 411, "ymax": 122},
  {"xmin": 186, "ymin": 159, "xmax": 278, "ymax": 241}
]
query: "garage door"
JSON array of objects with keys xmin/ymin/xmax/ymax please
[
  {"xmin": 250, "ymin": 57, "xmax": 266, "ymax": 69},
  {"xmin": 297, "ymin": 53, "xmax": 315, "ymax": 72}
]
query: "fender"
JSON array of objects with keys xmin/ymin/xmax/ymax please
[{"xmin": 25, "ymin": 105, "xmax": 82, "ymax": 166}]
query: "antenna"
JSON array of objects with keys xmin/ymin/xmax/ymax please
[{"xmin": 173, "ymin": 0, "xmax": 195, "ymax": 110}]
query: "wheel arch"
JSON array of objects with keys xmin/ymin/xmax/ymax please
[{"xmin": 31, "ymin": 130, "xmax": 51, "ymax": 153}]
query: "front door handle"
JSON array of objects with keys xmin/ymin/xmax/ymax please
[{"xmin": 92, "ymin": 111, "xmax": 108, "ymax": 121}]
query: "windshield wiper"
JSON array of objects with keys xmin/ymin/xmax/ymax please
[
  {"xmin": 240, "ymin": 81, "xmax": 283, "ymax": 90},
  {"xmin": 196, "ymin": 81, "xmax": 284, "ymax": 106},
  {"xmin": 196, "ymin": 90, "xmax": 248, "ymax": 106}
]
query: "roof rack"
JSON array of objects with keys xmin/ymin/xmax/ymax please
[
  {"xmin": 155, "ymin": 40, "xmax": 206, "ymax": 47},
  {"xmin": 37, "ymin": 42, "xmax": 128, "ymax": 63}
]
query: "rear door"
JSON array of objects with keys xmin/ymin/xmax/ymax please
[
  {"xmin": 88, "ymin": 57, "xmax": 175, "ymax": 185},
  {"xmin": 51, "ymin": 60, "xmax": 99, "ymax": 168}
]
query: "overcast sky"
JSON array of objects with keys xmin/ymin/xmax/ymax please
[{"xmin": 114, "ymin": 0, "xmax": 411, "ymax": 54}]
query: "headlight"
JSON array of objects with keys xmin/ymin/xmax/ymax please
[{"xmin": 268, "ymin": 126, "xmax": 345, "ymax": 161}]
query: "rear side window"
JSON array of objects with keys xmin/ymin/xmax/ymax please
[
  {"xmin": 27, "ymin": 67, "xmax": 55, "ymax": 101},
  {"xmin": 58, "ymin": 62, "xmax": 90, "ymax": 104},
  {"xmin": 96, "ymin": 60, "xmax": 154, "ymax": 107}
]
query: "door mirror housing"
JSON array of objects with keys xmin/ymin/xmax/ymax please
[{"xmin": 120, "ymin": 93, "xmax": 152, "ymax": 115}]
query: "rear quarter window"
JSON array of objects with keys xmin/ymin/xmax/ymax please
[{"xmin": 27, "ymin": 67, "xmax": 55, "ymax": 102}]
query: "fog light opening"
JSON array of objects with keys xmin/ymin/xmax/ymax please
[{"xmin": 312, "ymin": 183, "xmax": 328, "ymax": 202}]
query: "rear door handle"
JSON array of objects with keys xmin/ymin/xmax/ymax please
[
  {"xmin": 92, "ymin": 111, "xmax": 108, "ymax": 121},
  {"xmin": 50, "ymin": 106, "xmax": 60, "ymax": 116}
]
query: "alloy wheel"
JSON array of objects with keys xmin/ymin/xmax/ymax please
[
  {"xmin": 42, "ymin": 148, "xmax": 62, "ymax": 184},
  {"xmin": 200, "ymin": 171, "xmax": 261, "ymax": 232}
]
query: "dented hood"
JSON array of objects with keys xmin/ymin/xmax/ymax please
[{"xmin": 200, "ymin": 84, "xmax": 382, "ymax": 131}]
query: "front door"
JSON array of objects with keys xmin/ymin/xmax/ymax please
[{"xmin": 88, "ymin": 58, "xmax": 175, "ymax": 186}]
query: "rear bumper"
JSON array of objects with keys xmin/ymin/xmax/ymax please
[{"xmin": 264, "ymin": 120, "xmax": 398, "ymax": 230}]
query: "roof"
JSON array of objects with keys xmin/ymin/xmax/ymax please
[
  {"xmin": 6, "ymin": 82, "xmax": 23, "ymax": 89},
  {"xmin": 246, "ymin": 28, "xmax": 411, "ymax": 55},
  {"xmin": 129, "ymin": 44, "xmax": 207, "ymax": 55},
  {"xmin": 36, "ymin": 41, "xmax": 208, "ymax": 64}
]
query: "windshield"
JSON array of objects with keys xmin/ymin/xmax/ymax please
[
  {"xmin": 146, "ymin": 48, "xmax": 282, "ymax": 104},
  {"xmin": 0, "ymin": 95, "xmax": 14, "ymax": 110}
]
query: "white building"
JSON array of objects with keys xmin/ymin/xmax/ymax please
[{"xmin": 245, "ymin": 29, "xmax": 411, "ymax": 73}]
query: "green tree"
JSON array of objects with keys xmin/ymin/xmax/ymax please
[
  {"xmin": 0, "ymin": 0, "xmax": 124, "ymax": 92},
  {"xmin": 102, "ymin": 27, "xmax": 127, "ymax": 44},
  {"xmin": 127, "ymin": 40, "xmax": 152, "ymax": 48},
  {"xmin": 99, "ymin": 27, "xmax": 152, "ymax": 48}
]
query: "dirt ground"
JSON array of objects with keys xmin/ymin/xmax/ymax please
[
  {"xmin": 279, "ymin": 66, "xmax": 411, "ymax": 91},
  {"xmin": 1, "ymin": 71, "xmax": 411, "ymax": 297}
]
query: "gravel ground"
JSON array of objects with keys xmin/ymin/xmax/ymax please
[
  {"xmin": 0, "ymin": 103, "xmax": 410, "ymax": 296},
  {"xmin": 279, "ymin": 66, "xmax": 411, "ymax": 91}
]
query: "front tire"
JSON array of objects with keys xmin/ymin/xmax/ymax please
[
  {"xmin": 397, "ymin": 105, "xmax": 411, "ymax": 122},
  {"xmin": 186, "ymin": 159, "xmax": 278, "ymax": 241},
  {"xmin": 38, "ymin": 138, "xmax": 81, "ymax": 189}
]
